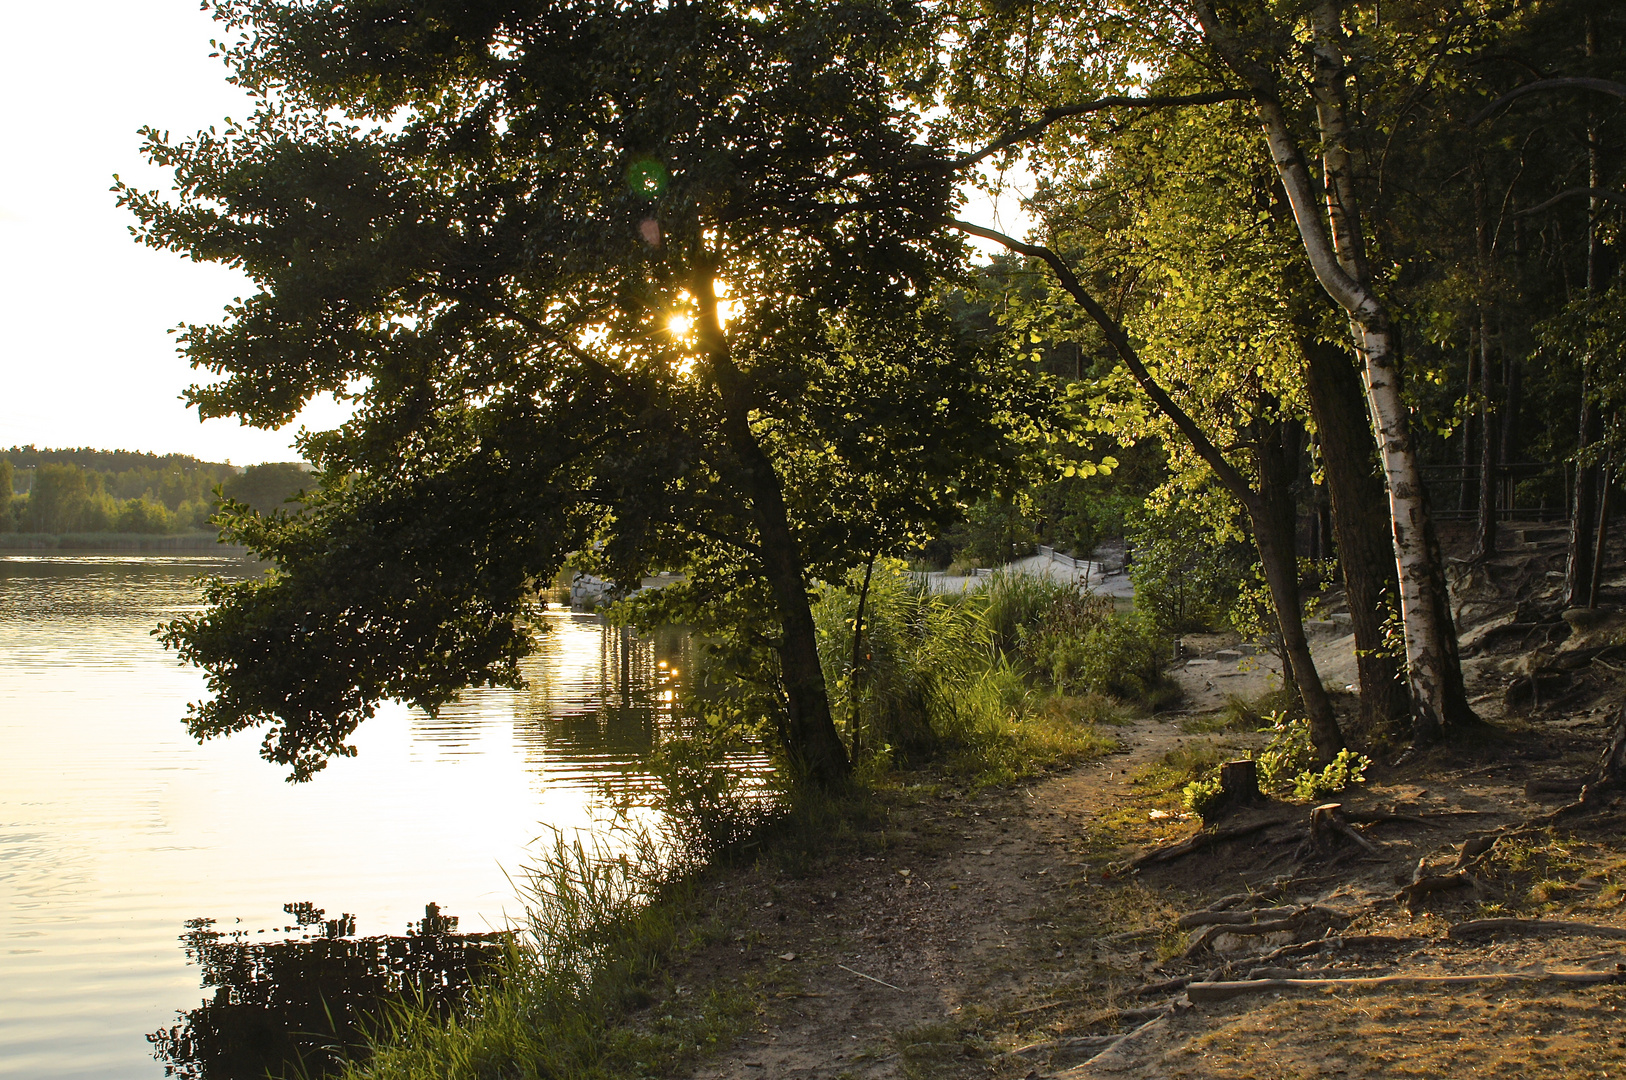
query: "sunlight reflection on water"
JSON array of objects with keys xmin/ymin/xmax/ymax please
[{"xmin": 0, "ymin": 554, "xmax": 691, "ymax": 1079}]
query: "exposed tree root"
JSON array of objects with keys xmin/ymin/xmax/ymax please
[
  {"xmin": 1186, "ymin": 968, "xmax": 1626, "ymax": 1004},
  {"xmin": 1126, "ymin": 815, "xmax": 1293, "ymax": 869},
  {"xmin": 1448, "ymin": 918, "xmax": 1626, "ymax": 941}
]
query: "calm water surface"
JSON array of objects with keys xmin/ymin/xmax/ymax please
[{"xmin": 0, "ymin": 555, "xmax": 688, "ymax": 1079}]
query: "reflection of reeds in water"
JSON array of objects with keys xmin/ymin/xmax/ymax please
[
  {"xmin": 148, "ymin": 904, "xmax": 509, "ymax": 1080},
  {"xmin": 318, "ymin": 820, "xmax": 768, "ymax": 1080}
]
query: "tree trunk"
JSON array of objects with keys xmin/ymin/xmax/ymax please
[
  {"xmin": 1254, "ymin": 415, "xmax": 1342, "ymax": 762},
  {"xmin": 848, "ymin": 552, "xmax": 877, "ymax": 758},
  {"xmin": 1194, "ymin": 0, "xmax": 1474, "ymax": 742},
  {"xmin": 1476, "ymin": 309, "xmax": 1498, "ymax": 558},
  {"xmin": 1591, "ymin": 467, "xmax": 1612, "ymax": 610},
  {"xmin": 1566, "ymin": 355, "xmax": 1602, "ymax": 610},
  {"xmin": 1460, "ymin": 328, "xmax": 1476, "ymax": 513},
  {"xmin": 698, "ymin": 274, "xmax": 851, "ymax": 787},
  {"xmin": 1300, "ymin": 335, "xmax": 1409, "ymax": 730},
  {"xmin": 1567, "ymin": 14, "xmax": 1605, "ymax": 609},
  {"xmin": 949, "ymin": 218, "xmax": 1342, "ymax": 760}
]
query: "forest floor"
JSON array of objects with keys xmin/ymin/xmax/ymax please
[{"xmin": 656, "ymin": 521, "xmax": 1626, "ymax": 1080}]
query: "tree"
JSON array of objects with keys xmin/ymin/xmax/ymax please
[
  {"xmin": 25, "ymin": 464, "xmax": 91, "ymax": 533},
  {"xmin": 932, "ymin": 0, "xmax": 1474, "ymax": 743},
  {"xmin": 0, "ymin": 458, "xmax": 13, "ymax": 532},
  {"xmin": 125, "ymin": 0, "xmax": 1040, "ymax": 784},
  {"xmin": 222, "ymin": 462, "xmax": 310, "ymax": 516}
]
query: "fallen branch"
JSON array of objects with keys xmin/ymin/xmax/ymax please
[
  {"xmin": 836, "ymin": 963, "xmax": 902, "ymax": 991},
  {"xmin": 1006, "ymin": 1033, "xmax": 1124, "ymax": 1058},
  {"xmin": 1187, "ymin": 968, "xmax": 1625, "ymax": 1004},
  {"xmin": 1448, "ymin": 918, "xmax": 1626, "ymax": 941},
  {"xmin": 1525, "ymin": 778, "xmax": 1588, "ymax": 797},
  {"xmin": 1198, "ymin": 886, "xmax": 1285, "ymax": 913},
  {"xmin": 1345, "ymin": 811, "xmax": 1438, "ymax": 828}
]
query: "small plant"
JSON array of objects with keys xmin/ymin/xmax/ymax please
[
  {"xmin": 1249, "ymin": 713, "xmax": 1370, "ymax": 802},
  {"xmin": 1290, "ymin": 748, "xmax": 1371, "ymax": 802},
  {"xmin": 1252, "ymin": 710, "xmax": 1308, "ymax": 790},
  {"xmin": 1181, "ymin": 775, "xmax": 1225, "ymax": 819}
]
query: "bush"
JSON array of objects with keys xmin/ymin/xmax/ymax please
[
  {"xmin": 1182, "ymin": 775, "xmax": 1225, "ymax": 819},
  {"xmin": 1126, "ymin": 501, "xmax": 1248, "ymax": 637},
  {"xmin": 1252, "ymin": 712, "xmax": 1371, "ymax": 801},
  {"xmin": 981, "ymin": 570, "xmax": 1074, "ymax": 656},
  {"xmin": 115, "ymin": 497, "xmax": 176, "ymax": 534},
  {"xmin": 1060, "ymin": 615, "xmax": 1165, "ymax": 699},
  {"xmin": 1291, "ymin": 748, "xmax": 1371, "ymax": 802},
  {"xmin": 813, "ymin": 560, "xmax": 992, "ymax": 764},
  {"xmin": 812, "ymin": 561, "xmax": 1111, "ymax": 782},
  {"xmin": 1013, "ymin": 587, "xmax": 1166, "ymax": 702}
]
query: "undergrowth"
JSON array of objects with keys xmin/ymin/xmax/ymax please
[
  {"xmin": 813, "ymin": 562, "xmax": 1128, "ymax": 788},
  {"xmin": 337, "ymin": 563, "xmax": 1132, "ymax": 1080}
]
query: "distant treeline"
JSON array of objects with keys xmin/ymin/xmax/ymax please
[{"xmin": 0, "ymin": 446, "xmax": 310, "ymax": 534}]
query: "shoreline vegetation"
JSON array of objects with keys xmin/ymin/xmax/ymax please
[
  {"xmin": 0, "ymin": 532, "xmax": 248, "ymax": 552},
  {"xmin": 316, "ymin": 568, "xmax": 1139, "ymax": 1080},
  {"xmin": 0, "ymin": 448, "xmax": 308, "ymax": 539},
  {"xmin": 323, "ymin": 528, "xmax": 1626, "ymax": 1080}
]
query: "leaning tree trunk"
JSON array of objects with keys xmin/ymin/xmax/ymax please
[
  {"xmin": 699, "ymin": 275, "xmax": 851, "ymax": 787},
  {"xmin": 948, "ymin": 217, "xmax": 1345, "ymax": 761},
  {"xmin": 1195, "ymin": 0, "xmax": 1473, "ymax": 742},
  {"xmin": 1301, "ymin": 334, "xmax": 1409, "ymax": 730}
]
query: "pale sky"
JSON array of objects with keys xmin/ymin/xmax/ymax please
[{"xmin": 0, "ymin": 3, "xmax": 1029, "ymax": 466}]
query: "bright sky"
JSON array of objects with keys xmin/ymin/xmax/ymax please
[{"xmin": 0, "ymin": 3, "xmax": 1030, "ymax": 466}]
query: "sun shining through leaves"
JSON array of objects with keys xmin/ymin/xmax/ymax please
[{"xmin": 664, "ymin": 284, "xmax": 740, "ymax": 377}]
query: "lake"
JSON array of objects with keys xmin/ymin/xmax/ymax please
[{"xmin": 0, "ymin": 554, "xmax": 689, "ymax": 1079}]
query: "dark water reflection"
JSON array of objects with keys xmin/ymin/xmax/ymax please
[{"xmin": 149, "ymin": 905, "xmax": 507, "ymax": 1080}]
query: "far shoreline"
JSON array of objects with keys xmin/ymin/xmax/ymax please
[{"xmin": 0, "ymin": 532, "xmax": 250, "ymax": 553}]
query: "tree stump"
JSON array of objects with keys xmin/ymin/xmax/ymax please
[
  {"xmin": 1219, "ymin": 760, "xmax": 1261, "ymax": 806},
  {"xmin": 1305, "ymin": 802, "xmax": 1380, "ymax": 858}
]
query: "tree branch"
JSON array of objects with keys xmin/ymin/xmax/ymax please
[
  {"xmin": 945, "ymin": 219, "xmax": 1255, "ymax": 506},
  {"xmin": 953, "ymin": 90, "xmax": 1251, "ymax": 170},
  {"xmin": 1514, "ymin": 186, "xmax": 1626, "ymax": 217},
  {"xmin": 1469, "ymin": 77, "xmax": 1626, "ymax": 127}
]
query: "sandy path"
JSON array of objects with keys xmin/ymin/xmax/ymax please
[{"xmin": 674, "ymin": 715, "xmax": 1190, "ymax": 1079}]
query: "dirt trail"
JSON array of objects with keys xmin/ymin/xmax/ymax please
[
  {"xmin": 671, "ymin": 713, "xmax": 1626, "ymax": 1077},
  {"xmin": 674, "ymin": 715, "xmax": 1190, "ymax": 1079},
  {"xmin": 669, "ymin": 521, "xmax": 1626, "ymax": 1078}
]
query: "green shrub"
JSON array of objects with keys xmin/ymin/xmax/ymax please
[
  {"xmin": 1290, "ymin": 748, "xmax": 1371, "ymax": 802},
  {"xmin": 813, "ymin": 560, "xmax": 993, "ymax": 764},
  {"xmin": 1126, "ymin": 501, "xmax": 1248, "ymax": 637},
  {"xmin": 812, "ymin": 561, "xmax": 1111, "ymax": 783},
  {"xmin": 1251, "ymin": 713, "xmax": 1370, "ymax": 802},
  {"xmin": 1181, "ymin": 775, "xmax": 1225, "ymax": 819},
  {"xmin": 980, "ymin": 570, "xmax": 1073, "ymax": 656}
]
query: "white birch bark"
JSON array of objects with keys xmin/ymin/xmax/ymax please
[{"xmin": 1191, "ymin": 0, "xmax": 1470, "ymax": 740}]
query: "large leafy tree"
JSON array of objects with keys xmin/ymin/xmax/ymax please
[{"xmin": 124, "ymin": 0, "xmax": 1037, "ymax": 785}]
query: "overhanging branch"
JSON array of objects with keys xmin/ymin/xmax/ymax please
[
  {"xmin": 946, "ymin": 219, "xmax": 1254, "ymax": 506},
  {"xmin": 1469, "ymin": 77, "xmax": 1626, "ymax": 127},
  {"xmin": 953, "ymin": 90, "xmax": 1251, "ymax": 171},
  {"xmin": 1514, "ymin": 187, "xmax": 1626, "ymax": 217}
]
